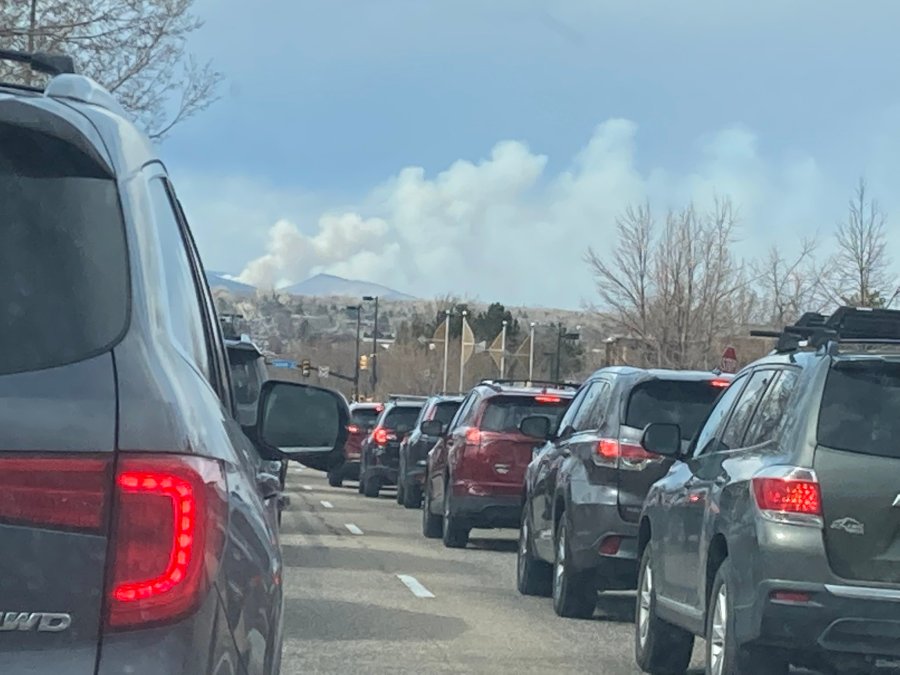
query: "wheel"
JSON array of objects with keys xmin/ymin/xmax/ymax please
[
  {"xmin": 634, "ymin": 546, "xmax": 694, "ymax": 674},
  {"xmin": 363, "ymin": 475, "xmax": 381, "ymax": 498},
  {"xmin": 402, "ymin": 482, "xmax": 422, "ymax": 509},
  {"xmin": 551, "ymin": 518, "xmax": 596, "ymax": 618},
  {"xmin": 328, "ymin": 468, "xmax": 343, "ymax": 488},
  {"xmin": 517, "ymin": 508, "xmax": 552, "ymax": 596},
  {"xmin": 421, "ymin": 481, "xmax": 443, "ymax": 538},
  {"xmin": 442, "ymin": 485, "xmax": 470, "ymax": 549},
  {"xmin": 706, "ymin": 560, "xmax": 789, "ymax": 675}
]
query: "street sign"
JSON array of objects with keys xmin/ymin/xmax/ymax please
[
  {"xmin": 318, "ymin": 366, "xmax": 330, "ymax": 379},
  {"xmin": 270, "ymin": 359, "xmax": 296, "ymax": 369},
  {"xmin": 720, "ymin": 346, "xmax": 738, "ymax": 374}
]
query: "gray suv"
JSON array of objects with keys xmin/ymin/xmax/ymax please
[
  {"xmin": 0, "ymin": 50, "xmax": 347, "ymax": 675},
  {"xmin": 635, "ymin": 308, "xmax": 900, "ymax": 675}
]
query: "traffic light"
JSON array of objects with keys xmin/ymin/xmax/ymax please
[
  {"xmin": 359, "ymin": 354, "xmax": 369, "ymax": 371},
  {"xmin": 301, "ymin": 359, "xmax": 311, "ymax": 377}
]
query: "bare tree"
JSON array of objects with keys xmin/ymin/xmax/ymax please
[
  {"xmin": 831, "ymin": 178, "xmax": 896, "ymax": 307},
  {"xmin": 0, "ymin": 0, "xmax": 221, "ymax": 139},
  {"xmin": 754, "ymin": 236, "xmax": 832, "ymax": 325}
]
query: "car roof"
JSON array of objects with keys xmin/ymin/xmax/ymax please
[
  {"xmin": 588, "ymin": 366, "xmax": 731, "ymax": 383},
  {"xmin": 430, "ymin": 395, "xmax": 464, "ymax": 403},
  {"xmin": 224, "ymin": 337, "xmax": 264, "ymax": 358},
  {"xmin": 351, "ymin": 402, "xmax": 383, "ymax": 410}
]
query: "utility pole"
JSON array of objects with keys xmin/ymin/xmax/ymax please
[
  {"xmin": 499, "ymin": 320, "xmax": 508, "ymax": 379},
  {"xmin": 363, "ymin": 296, "xmax": 379, "ymax": 395},
  {"xmin": 528, "ymin": 322, "xmax": 536, "ymax": 384},
  {"xmin": 554, "ymin": 324, "xmax": 564, "ymax": 382},
  {"xmin": 458, "ymin": 309, "xmax": 468, "ymax": 393},
  {"xmin": 347, "ymin": 305, "xmax": 362, "ymax": 401},
  {"xmin": 442, "ymin": 309, "xmax": 451, "ymax": 394}
]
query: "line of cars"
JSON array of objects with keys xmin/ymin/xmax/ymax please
[{"xmin": 332, "ymin": 306, "xmax": 900, "ymax": 674}]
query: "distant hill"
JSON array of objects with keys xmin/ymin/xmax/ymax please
[
  {"xmin": 280, "ymin": 273, "xmax": 416, "ymax": 301},
  {"xmin": 205, "ymin": 271, "xmax": 257, "ymax": 296}
]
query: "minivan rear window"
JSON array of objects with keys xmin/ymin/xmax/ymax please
[
  {"xmin": 480, "ymin": 396, "xmax": 569, "ymax": 433},
  {"xmin": 0, "ymin": 123, "xmax": 128, "ymax": 375},
  {"xmin": 818, "ymin": 362, "xmax": 900, "ymax": 459},
  {"xmin": 626, "ymin": 380, "xmax": 722, "ymax": 440}
]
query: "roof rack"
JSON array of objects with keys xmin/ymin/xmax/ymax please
[
  {"xmin": 387, "ymin": 394, "xmax": 429, "ymax": 402},
  {"xmin": 0, "ymin": 48, "xmax": 75, "ymax": 76},
  {"xmin": 750, "ymin": 307, "xmax": 900, "ymax": 354},
  {"xmin": 478, "ymin": 378, "xmax": 581, "ymax": 391}
]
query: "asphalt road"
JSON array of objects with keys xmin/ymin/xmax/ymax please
[{"xmin": 277, "ymin": 465, "xmax": 706, "ymax": 675}]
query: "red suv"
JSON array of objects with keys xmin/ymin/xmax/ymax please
[
  {"xmin": 328, "ymin": 402, "xmax": 383, "ymax": 487},
  {"xmin": 421, "ymin": 381, "xmax": 575, "ymax": 548}
]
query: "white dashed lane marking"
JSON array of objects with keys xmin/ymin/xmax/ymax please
[
  {"xmin": 396, "ymin": 574, "xmax": 435, "ymax": 598},
  {"xmin": 320, "ymin": 500, "xmax": 334, "ymax": 509},
  {"xmin": 344, "ymin": 523, "xmax": 363, "ymax": 535},
  {"xmin": 301, "ymin": 485, "xmax": 312, "ymax": 491}
]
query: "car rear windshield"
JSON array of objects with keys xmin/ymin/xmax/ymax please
[
  {"xmin": 351, "ymin": 407, "xmax": 380, "ymax": 426},
  {"xmin": 626, "ymin": 380, "xmax": 723, "ymax": 440},
  {"xmin": 383, "ymin": 406, "xmax": 422, "ymax": 434},
  {"xmin": 480, "ymin": 395, "xmax": 569, "ymax": 433},
  {"xmin": 0, "ymin": 121, "xmax": 128, "ymax": 376},
  {"xmin": 431, "ymin": 401, "xmax": 461, "ymax": 425},
  {"xmin": 818, "ymin": 361, "xmax": 900, "ymax": 459}
]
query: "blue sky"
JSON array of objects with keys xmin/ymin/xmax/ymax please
[{"xmin": 167, "ymin": 0, "xmax": 900, "ymax": 308}]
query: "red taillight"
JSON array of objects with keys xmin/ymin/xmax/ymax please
[
  {"xmin": 347, "ymin": 424, "xmax": 360, "ymax": 434},
  {"xmin": 599, "ymin": 536, "xmax": 622, "ymax": 555},
  {"xmin": 373, "ymin": 427, "xmax": 389, "ymax": 446},
  {"xmin": 770, "ymin": 590, "xmax": 813, "ymax": 604},
  {"xmin": 594, "ymin": 439, "xmax": 658, "ymax": 467},
  {"xmin": 106, "ymin": 454, "xmax": 226, "ymax": 630},
  {"xmin": 465, "ymin": 427, "xmax": 481, "ymax": 445},
  {"xmin": 0, "ymin": 454, "xmax": 111, "ymax": 533},
  {"xmin": 710, "ymin": 379, "xmax": 731, "ymax": 388},
  {"xmin": 752, "ymin": 477, "xmax": 821, "ymax": 516},
  {"xmin": 534, "ymin": 395, "xmax": 561, "ymax": 404}
]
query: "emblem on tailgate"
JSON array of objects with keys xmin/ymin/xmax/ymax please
[
  {"xmin": 830, "ymin": 517, "xmax": 865, "ymax": 536},
  {"xmin": 0, "ymin": 611, "xmax": 71, "ymax": 632}
]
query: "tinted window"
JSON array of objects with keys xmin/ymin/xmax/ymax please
[
  {"xmin": 572, "ymin": 381, "xmax": 607, "ymax": 431},
  {"xmin": 555, "ymin": 384, "xmax": 591, "ymax": 433},
  {"xmin": 149, "ymin": 178, "xmax": 211, "ymax": 381},
  {"xmin": 626, "ymin": 380, "xmax": 724, "ymax": 440},
  {"xmin": 718, "ymin": 370, "xmax": 774, "ymax": 451},
  {"xmin": 0, "ymin": 126, "xmax": 128, "ymax": 375},
  {"xmin": 480, "ymin": 396, "xmax": 570, "ymax": 433},
  {"xmin": 745, "ymin": 370, "xmax": 799, "ymax": 446},
  {"xmin": 454, "ymin": 392, "xmax": 481, "ymax": 428},
  {"xmin": 431, "ymin": 401, "xmax": 461, "ymax": 425},
  {"xmin": 383, "ymin": 406, "xmax": 422, "ymax": 434},
  {"xmin": 351, "ymin": 407, "xmax": 380, "ymax": 426},
  {"xmin": 692, "ymin": 376, "xmax": 746, "ymax": 456},
  {"xmin": 818, "ymin": 362, "xmax": 900, "ymax": 459}
]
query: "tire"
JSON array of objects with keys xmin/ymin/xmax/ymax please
[
  {"xmin": 634, "ymin": 546, "xmax": 694, "ymax": 674},
  {"xmin": 363, "ymin": 475, "xmax": 381, "ymax": 498},
  {"xmin": 551, "ymin": 518, "xmax": 597, "ymax": 618},
  {"xmin": 706, "ymin": 560, "xmax": 789, "ymax": 675},
  {"xmin": 402, "ymin": 482, "xmax": 422, "ymax": 509},
  {"xmin": 328, "ymin": 468, "xmax": 343, "ymax": 488},
  {"xmin": 357, "ymin": 457, "xmax": 366, "ymax": 494},
  {"xmin": 396, "ymin": 480, "xmax": 405, "ymax": 504},
  {"xmin": 442, "ymin": 484, "xmax": 470, "ymax": 549},
  {"xmin": 517, "ymin": 508, "xmax": 552, "ymax": 596},
  {"xmin": 421, "ymin": 481, "xmax": 443, "ymax": 538}
]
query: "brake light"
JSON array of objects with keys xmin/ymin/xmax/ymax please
[
  {"xmin": 465, "ymin": 427, "xmax": 481, "ymax": 445},
  {"xmin": 710, "ymin": 379, "xmax": 731, "ymax": 388},
  {"xmin": 347, "ymin": 424, "xmax": 360, "ymax": 434},
  {"xmin": 594, "ymin": 439, "xmax": 658, "ymax": 467},
  {"xmin": 752, "ymin": 477, "xmax": 821, "ymax": 516},
  {"xmin": 599, "ymin": 536, "xmax": 622, "ymax": 555},
  {"xmin": 373, "ymin": 427, "xmax": 389, "ymax": 446},
  {"xmin": 106, "ymin": 454, "xmax": 226, "ymax": 629},
  {"xmin": 535, "ymin": 395, "xmax": 561, "ymax": 404},
  {"xmin": 0, "ymin": 454, "xmax": 111, "ymax": 533}
]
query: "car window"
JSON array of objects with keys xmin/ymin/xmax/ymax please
[
  {"xmin": 431, "ymin": 400, "xmax": 462, "ymax": 425},
  {"xmin": 383, "ymin": 406, "xmax": 423, "ymax": 435},
  {"xmin": 691, "ymin": 375, "xmax": 747, "ymax": 457},
  {"xmin": 351, "ymin": 407, "xmax": 380, "ymax": 427},
  {"xmin": 571, "ymin": 381, "xmax": 608, "ymax": 432},
  {"xmin": 0, "ymin": 125, "xmax": 128, "ymax": 376},
  {"xmin": 717, "ymin": 370, "xmax": 775, "ymax": 451},
  {"xmin": 818, "ymin": 361, "xmax": 900, "ymax": 459},
  {"xmin": 555, "ymin": 383, "xmax": 591, "ymax": 434},
  {"xmin": 454, "ymin": 392, "xmax": 481, "ymax": 428},
  {"xmin": 744, "ymin": 370, "xmax": 800, "ymax": 446},
  {"xmin": 479, "ymin": 395, "xmax": 570, "ymax": 433},
  {"xmin": 149, "ymin": 177, "xmax": 212, "ymax": 382},
  {"xmin": 626, "ymin": 379, "xmax": 725, "ymax": 440}
]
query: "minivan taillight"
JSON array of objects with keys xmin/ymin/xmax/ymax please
[
  {"xmin": 106, "ymin": 454, "xmax": 227, "ymax": 629},
  {"xmin": 751, "ymin": 467, "xmax": 822, "ymax": 527},
  {"xmin": 0, "ymin": 454, "xmax": 111, "ymax": 533}
]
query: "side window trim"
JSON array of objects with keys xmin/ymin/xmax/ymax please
[
  {"xmin": 689, "ymin": 374, "xmax": 749, "ymax": 458},
  {"xmin": 556, "ymin": 382, "xmax": 592, "ymax": 435},
  {"xmin": 742, "ymin": 367, "xmax": 801, "ymax": 447},
  {"xmin": 716, "ymin": 369, "xmax": 777, "ymax": 454}
]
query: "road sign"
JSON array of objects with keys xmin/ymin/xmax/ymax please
[
  {"xmin": 720, "ymin": 346, "xmax": 738, "ymax": 374},
  {"xmin": 270, "ymin": 359, "xmax": 296, "ymax": 369},
  {"xmin": 318, "ymin": 366, "xmax": 330, "ymax": 379}
]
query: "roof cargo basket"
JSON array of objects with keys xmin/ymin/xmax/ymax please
[
  {"xmin": 0, "ymin": 48, "xmax": 75, "ymax": 76},
  {"xmin": 751, "ymin": 307, "xmax": 900, "ymax": 353}
]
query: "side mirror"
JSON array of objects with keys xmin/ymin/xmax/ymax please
[
  {"xmin": 519, "ymin": 415, "xmax": 551, "ymax": 440},
  {"xmin": 255, "ymin": 380, "xmax": 350, "ymax": 471},
  {"xmin": 420, "ymin": 419, "xmax": 444, "ymax": 437},
  {"xmin": 641, "ymin": 423, "xmax": 682, "ymax": 458}
]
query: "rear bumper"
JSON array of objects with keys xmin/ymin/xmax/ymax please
[
  {"xmin": 738, "ymin": 580, "xmax": 900, "ymax": 668},
  {"xmin": 567, "ymin": 500, "xmax": 639, "ymax": 587},
  {"xmin": 448, "ymin": 495, "xmax": 522, "ymax": 529}
]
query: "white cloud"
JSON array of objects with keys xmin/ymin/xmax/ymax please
[{"xmin": 183, "ymin": 118, "xmax": 838, "ymax": 308}]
